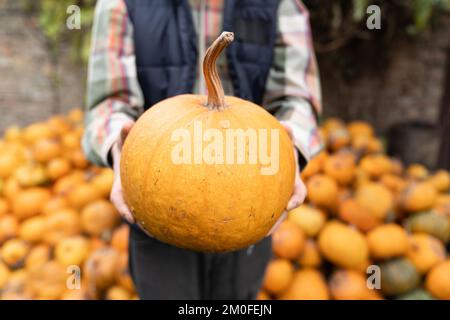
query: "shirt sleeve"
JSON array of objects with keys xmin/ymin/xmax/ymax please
[
  {"xmin": 82, "ymin": 0, "xmax": 144, "ymax": 167},
  {"xmin": 263, "ymin": 0, "xmax": 323, "ymax": 164}
]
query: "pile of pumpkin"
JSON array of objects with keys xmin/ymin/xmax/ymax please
[
  {"xmin": 0, "ymin": 109, "xmax": 136, "ymax": 300},
  {"xmin": 259, "ymin": 118, "xmax": 450, "ymax": 300}
]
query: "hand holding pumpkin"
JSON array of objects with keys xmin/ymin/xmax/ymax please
[{"xmin": 110, "ymin": 122, "xmax": 136, "ymax": 224}]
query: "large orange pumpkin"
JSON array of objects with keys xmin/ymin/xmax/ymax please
[{"xmin": 121, "ymin": 32, "xmax": 296, "ymax": 252}]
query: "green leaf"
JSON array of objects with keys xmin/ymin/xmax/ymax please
[{"xmin": 353, "ymin": 0, "xmax": 371, "ymax": 22}]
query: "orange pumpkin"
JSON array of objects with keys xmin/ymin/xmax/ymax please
[
  {"xmin": 366, "ymin": 224, "xmax": 410, "ymax": 259},
  {"xmin": 24, "ymin": 244, "xmax": 51, "ymax": 271},
  {"xmin": 400, "ymin": 182, "xmax": 437, "ymax": 213},
  {"xmin": 300, "ymin": 151, "xmax": 328, "ymax": 180},
  {"xmin": 22, "ymin": 123, "xmax": 54, "ymax": 145},
  {"xmin": 115, "ymin": 252, "xmax": 134, "ymax": 292},
  {"xmin": 0, "ymin": 215, "xmax": 19, "ymax": 244},
  {"xmin": 91, "ymin": 169, "xmax": 114, "ymax": 198},
  {"xmin": 55, "ymin": 236, "xmax": 91, "ymax": 267},
  {"xmin": 262, "ymin": 259, "xmax": 294, "ymax": 295},
  {"xmin": 406, "ymin": 234, "xmax": 446, "ymax": 274},
  {"xmin": 106, "ymin": 286, "xmax": 132, "ymax": 300},
  {"xmin": 42, "ymin": 196, "xmax": 69, "ymax": 216},
  {"xmin": 26, "ymin": 261, "xmax": 67, "ymax": 299},
  {"xmin": 355, "ymin": 183, "xmax": 393, "ymax": 220},
  {"xmin": 67, "ymin": 183, "xmax": 103, "ymax": 210},
  {"xmin": 18, "ymin": 216, "xmax": 45, "ymax": 243},
  {"xmin": 12, "ymin": 188, "xmax": 51, "ymax": 220},
  {"xmin": 329, "ymin": 269, "xmax": 374, "ymax": 300},
  {"xmin": 323, "ymin": 152, "xmax": 356, "ymax": 186},
  {"xmin": 272, "ymin": 221, "xmax": 305, "ymax": 260},
  {"xmin": 1, "ymin": 239, "xmax": 30, "ymax": 268},
  {"xmin": 32, "ymin": 138, "xmax": 61, "ymax": 163},
  {"xmin": 111, "ymin": 225, "xmax": 129, "ymax": 252},
  {"xmin": 52, "ymin": 171, "xmax": 85, "ymax": 195},
  {"xmin": 280, "ymin": 269, "xmax": 329, "ymax": 300},
  {"xmin": 338, "ymin": 198, "xmax": 380, "ymax": 232},
  {"xmin": 318, "ymin": 220, "xmax": 369, "ymax": 269},
  {"xmin": 43, "ymin": 208, "xmax": 81, "ymax": 245},
  {"xmin": 425, "ymin": 259, "xmax": 450, "ymax": 300},
  {"xmin": 84, "ymin": 248, "xmax": 120, "ymax": 292},
  {"xmin": 0, "ymin": 261, "xmax": 11, "ymax": 288},
  {"xmin": 288, "ymin": 205, "xmax": 326, "ymax": 237},
  {"xmin": 406, "ymin": 164, "xmax": 429, "ymax": 180},
  {"xmin": 306, "ymin": 174, "xmax": 338, "ymax": 210},
  {"xmin": 428, "ymin": 170, "xmax": 450, "ymax": 193},
  {"xmin": 81, "ymin": 200, "xmax": 120, "ymax": 237},
  {"xmin": 121, "ymin": 33, "xmax": 295, "ymax": 252},
  {"xmin": 46, "ymin": 157, "xmax": 72, "ymax": 181},
  {"xmin": 297, "ymin": 239, "xmax": 322, "ymax": 268},
  {"xmin": 347, "ymin": 121, "xmax": 374, "ymax": 138},
  {"xmin": 359, "ymin": 154, "xmax": 392, "ymax": 178},
  {"xmin": 0, "ymin": 198, "xmax": 9, "ymax": 216}
]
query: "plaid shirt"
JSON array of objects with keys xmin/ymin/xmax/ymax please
[{"xmin": 83, "ymin": 0, "xmax": 323, "ymax": 167}]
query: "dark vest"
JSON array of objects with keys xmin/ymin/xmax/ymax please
[{"xmin": 124, "ymin": 0, "xmax": 279, "ymax": 108}]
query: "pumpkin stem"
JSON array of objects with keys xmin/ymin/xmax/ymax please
[{"xmin": 203, "ymin": 31, "xmax": 234, "ymax": 110}]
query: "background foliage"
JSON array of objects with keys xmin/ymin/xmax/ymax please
[{"xmin": 22, "ymin": 0, "xmax": 450, "ymax": 68}]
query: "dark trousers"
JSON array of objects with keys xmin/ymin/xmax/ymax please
[{"xmin": 128, "ymin": 224, "xmax": 272, "ymax": 300}]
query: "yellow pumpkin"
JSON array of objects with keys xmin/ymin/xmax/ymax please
[
  {"xmin": 14, "ymin": 164, "xmax": 49, "ymax": 188},
  {"xmin": 355, "ymin": 183, "xmax": 393, "ymax": 220},
  {"xmin": 272, "ymin": 221, "xmax": 306, "ymax": 260},
  {"xmin": 406, "ymin": 164, "xmax": 429, "ymax": 180},
  {"xmin": 22, "ymin": 123, "xmax": 55, "ymax": 145},
  {"xmin": 297, "ymin": 239, "xmax": 322, "ymax": 268},
  {"xmin": 306, "ymin": 174, "xmax": 338, "ymax": 210},
  {"xmin": 428, "ymin": 170, "xmax": 450, "ymax": 193},
  {"xmin": 0, "ymin": 198, "xmax": 9, "ymax": 216},
  {"xmin": 1, "ymin": 239, "xmax": 30, "ymax": 268},
  {"xmin": 111, "ymin": 225, "xmax": 129, "ymax": 252},
  {"xmin": 425, "ymin": 259, "xmax": 450, "ymax": 300},
  {"xmin": 121, "ymin": 33, "xmax": 295, "ymax": 252},
  {"xmin": 347, "ymin": 121, "xmax": 374, "ymax": 138},
  {"xmin": 288, "ymin": 205, "xmax": 326, "ymax": 237},
  {"xmin": 26, "ymin": 261, "xmax": 67, "ymax": 299},
  {"xmin": 280, "ymin": 269, "xmax": 329, "ymax": 300},
  {"xmin": 55, "ymin": 236, "xmax": 91, "ymax": 267},
  {"xmin": 329, "ymin": 269, "xmax": 374, "ymax": 300},
  {"xmin": 32, "ymin": 138, "xmax": 61, "ymax": 163},
  {"xmin": 18, "ymin": 216, "xmax": 45, "ymax": 243},
  {"xmin": 262, "ymin": 259, "xmax": 295, "ymax": 295},
  {"xmin": 81, "ymin": 200, "xmax": 120, "ymax": 237},
  {"xmin": 67, "ymin": 183, "xmax": 103, "ymax": 210},
  {"xmin": 359, "ymin": 154, "xmax": 392, "ymax": 178},
  {"xmin": 338, "ymin": 198, "xmax": 380, "ymax": 232},
  {"xmin": 406, "ymin": 234, "xmax": 446, "ymax": 274},
  {"xmin": 366, "ymin": 224, "xmax": 410, "ymax": 259},
  {"xmin": 323, "ymin": 152, "xmax": 356, "ymax": 186},
  {"xmin": 46, "ymin": 157, "xmax": 72, "ymax": 181},
  {"xmin": 0, "ymin": 215, "xmax": 19, "ymax": 244},
  {"xmin": 24, "ymin": 244, "xmax": 51, "ymax": 271},
  {"xmin": 105, "ymin": 286, "xmax": 132, "ymax": 300},
  {"xmin": 43, "ymin": 208, "xmax": 81, "ymax": 245},
  {"xmin": 12, "ymin": 188, "xmax": 51, "ymax": 220},
  {"xmin": 318, "ymin": 220, "xmax": 369, "ymax": 269},
  {"xmin": 401, "ymin": 182, "xmax": 438, "ymax": 213}
]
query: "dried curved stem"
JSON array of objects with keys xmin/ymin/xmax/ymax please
[{"xmin": 202, "ymin": 31, "xmax": 234, "ymax": 110}]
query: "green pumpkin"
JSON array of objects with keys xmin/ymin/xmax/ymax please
[
  {"xmin": 404, "ymin": 211, "xmax": 450, "ymax": 243},
  {"xmin": 380, "ymin": 258, "xmax": 420, "ymax": 296},
  {"xmin": 397, "ymin": 288, "xmax": 435, "ymax": 300}
]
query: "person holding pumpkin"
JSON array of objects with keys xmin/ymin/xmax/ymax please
[{"xmin": 83, "ymin": 0, "xmax": 322, "ymax": 299}]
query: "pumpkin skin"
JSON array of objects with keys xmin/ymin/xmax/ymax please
[
  {"xmin": 121, "ymin": 34, "xmax": 295, "ymax": 252},
  {"xmin": 272, "ymin": 221, "xmax": 306, "ymax": 260},
  {"xmin": 425, "ymin": 259, "xmax": 450, "ymax": 300},
  {"xmin": 406, "ymin": 234, "xmax": 446, "ymax": 274},
  {"xmin": 262, "ymin": 259, "xmax": 295, "ymax": 295},
  {"xmin": 288, "ymin": 205, "xmax": 326, "ymax": 237},
  {"xmin": 318, "ymin": 220, "xmax": 369, "ymax": 269},
  {"xmin": 297, "ymin": 239, "xmax": 322, "ymax": 268},
  {"xmin": 379, "ymin": 258, "xmax": 420, "ymax": 296},
  {"xmin": 405, "ymin": 211, "xmax": 449, "ymax": 243},
  {"xmin": 366, "ymin": 224, "xmax": 410, "ymax": 259},
  {"xmin": 279, "ymin": 268, "xmax": 330, "ymax": 300},
  {"xmin": 329, "ymin": 269, "xmax": 374, "ymax": 300}
]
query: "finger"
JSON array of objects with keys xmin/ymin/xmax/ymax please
[
  {"xmin": 110, "ymin": 189, "xmax": 135, "ymax": 224},
  {"xmin": 119, "ymin": 121, "xmax": 135, "ymax": 148},
  {"xmin": 287, "ymin": 181, "xmax": 307, "ymax": 211}
]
